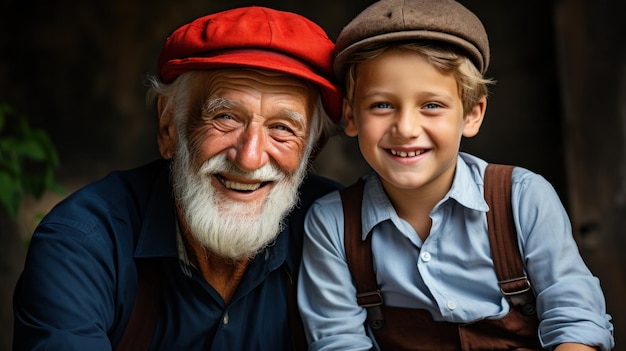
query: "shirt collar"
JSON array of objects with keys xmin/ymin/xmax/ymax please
[
  {"xmin": 445, "ymin": 154, "xmax": 490, "ymax": 212},
  {"xmin": 359, "ymin": 154, "xmax": 489, "ymax": 240},
  {"xmin": 360, "ymin": 173, "xmax": 398, "ymax": 240},
  {"xmin": 173, "ymin": 217, "xmax": 291, "ymax": 279},
  {"xmin": 134, "ymin": 162, "xmax": 179, "ymax": 259}
]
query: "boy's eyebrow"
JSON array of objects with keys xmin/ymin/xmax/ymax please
[{"xmin": 360, "ymin": 88, "xmax": 453, "ymax": 98}]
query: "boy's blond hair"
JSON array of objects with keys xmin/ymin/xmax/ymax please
[{"xmin": 342, "ymin": 42, "xmax": 494, "ymax": 116}]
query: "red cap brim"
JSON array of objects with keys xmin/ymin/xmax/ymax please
[{"xmin": 160, "ymin": 49, "xmax": 342, "ymax": 123}]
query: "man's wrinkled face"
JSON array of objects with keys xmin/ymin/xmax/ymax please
[{"xmin": 171, "ymin": 70, "xmax": 314, "ymax": 260}]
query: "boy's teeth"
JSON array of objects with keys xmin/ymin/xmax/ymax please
[{"xmin": 391, "ymin": 149, "xmax": 423, "ymax": 157}]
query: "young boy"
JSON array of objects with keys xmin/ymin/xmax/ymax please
[{"xmin": 297, "ymin": 0, "xmax": 615, "ymax": 350}]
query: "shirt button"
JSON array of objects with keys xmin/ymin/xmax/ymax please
[
  {"xmin": 223, "ymin": 312, "xmax": 229, "ymax": 325},
  {"xmin": 420, "ymin": 251, "xmax": 431, "ymax": 262},
  {"xmin": 447, "ymin": 301, "xmax": 457, "ymax": 310}
]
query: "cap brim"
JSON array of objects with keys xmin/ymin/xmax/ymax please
[
  {"xmin": 160, "ymin": 50, "xmax": 342, "ymax": 123},
  {"xmin": 334, "ymin": 30, "xmax": 485, "ymax": 80}
]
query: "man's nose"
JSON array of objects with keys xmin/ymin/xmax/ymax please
[{"xmin": 229, "ymin": 123, "xmax": 269, "ymax": 172}]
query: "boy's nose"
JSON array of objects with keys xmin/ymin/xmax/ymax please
[{"xmin": 393, "ymin": 110, "xmax": 422, "ymax": 139}]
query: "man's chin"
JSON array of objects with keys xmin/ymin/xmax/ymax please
[
  {"xmin": 192, "ymin": 227, "xmax": 281, "ymax": 261},
  {"xmin": 186, "ymin": 205, "xmax": 286, "ymax": 260}
]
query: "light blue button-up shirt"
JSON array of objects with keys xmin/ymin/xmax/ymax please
[{"xmin": 298, "ymin": 152, "xmax": 614, "ymax": 351}]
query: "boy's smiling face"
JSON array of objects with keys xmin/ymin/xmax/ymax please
[{"xmin": 344, "ymin": 49, "xmax": 485, "ymax": 198}]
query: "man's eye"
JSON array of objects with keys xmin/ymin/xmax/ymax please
[
  {"xmin": 201, "ymin": 112, "xmax": 233, "ymax": 122},
  {"xmin": 215, "ymin": 113, "xmax": 234, "ymax": 120},
  {"xmin": 272, "ymin": 124, "xmax": 294, "ymax": 133}
]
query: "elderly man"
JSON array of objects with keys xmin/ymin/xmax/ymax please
[{"xmin": 13, "ymin": 6, "xmax": 342, "ymax": 351}]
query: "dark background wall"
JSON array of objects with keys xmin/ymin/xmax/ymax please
[{"xmin": 1, "ymin": 0, "xmax": 624, "ymax": 349}]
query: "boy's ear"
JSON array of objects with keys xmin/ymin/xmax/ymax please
[
  {"xmin": 157, "ymin": 96, "xmax": 177, "ymax": 159},
  {"xmin": 343, "ymin": 98, "xmax": 358, "ymax": 137},
  {"xmin": 462, "ymin": 96, "xmax": 487, "ymax": 138}
]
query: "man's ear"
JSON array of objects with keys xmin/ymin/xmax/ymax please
[
  {"xmin": 343, "ymin": 98, "xmax": 358, "ymax": 137},
  {"xmin": 462, "ymin": 96, "xmax": 487, "ymax": 138},
  {"xmin": 157, "ymin": 96, "xmax": 177, "ymax": 159}
]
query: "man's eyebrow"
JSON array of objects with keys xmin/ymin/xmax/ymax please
[
  {"xmin": 280, "ymin": 109, "xmax": 307, "ymax": 131},
  {"xmin": 283, "ymin": 109, "xmax": 305, "ymax": 124},
  {"xmin": 201, "ymin": 97, "xmax": 237, "ymax": 115},
  {"xmin": 201, "ymin": 98, "xmax": 306, "ymax": 127}
]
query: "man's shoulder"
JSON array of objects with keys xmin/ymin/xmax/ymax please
[
  {"xmin": 298, "ymin": 173, "xmax": 343, "ymax": 207},
  {"xmin": 280, "ymin": 174, "xmax": 342, "ymax": 270},
  {"xmin": 96, "ymin": 158, "xmax": 168, "ymax": 190},
  {"xmin": 75, "ymin": 159, "xmax": 167, "ymax": 200},
  {"xmin": 43, "ymin": 159, "xmax": 170, "ymax": 228},
  {"xmin": 286, "ymin": 173, "xmax": 342, "ymax": 232}
]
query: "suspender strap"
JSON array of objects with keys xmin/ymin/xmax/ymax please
[
  {"xmin": 340, "ymin": 178, "xmax": 385, "ymax": 329},
  {"xmin": 117, "ymin": 263, "xmax": 307, "ymax": 351},
  {"xmin": 115, "ymin": 260, "xmax": 307, "ymax": 351},
  {"xmin": 115, "ymin": 259, "xmax": 162, "ymax": 351},
  {"xmin": 342, "ymin": 164, "xmax": 537, "ymax": 330},
  {"xmin": 484, "ymin": 164, "xmax": 536, "ymax": 314},
  {"xmin": 283, "ymin": 266, "xmax": 307, "ymax": 351}
]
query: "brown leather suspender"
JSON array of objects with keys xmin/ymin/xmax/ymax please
[
  {"xmin": 340, "ymin": 178, "xmax": 386, "ymax": 329},
  {"xmin": 115, "ymin": 262, "xmax": 306, "ymax": 351},
  {"xmin": 483, "ymin": 164, "xmax": 536, "ymax": 313},
  {"xmin": 284, "ymin": 266, "xmax": 308, "ymax": 351},
  {"xmin": 340, "ymin": 164, "xmax": 537, "ymax": 330},
  {"xmin": 115, "ymin": 260, "xmax": 162, "ymax": 351}
]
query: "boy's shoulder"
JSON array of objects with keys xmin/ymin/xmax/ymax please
[
  {"xmin": 458, "ymin": 152, "xmax": 538, "ymax": 182},
  {"xmin": 458, "ymin": 153, "xmax": 557, "ymax": 211}
]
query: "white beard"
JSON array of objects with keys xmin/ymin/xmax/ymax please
[{"xmin": 171, "ymin": 141, "xmax": 309, "ymax": 260}]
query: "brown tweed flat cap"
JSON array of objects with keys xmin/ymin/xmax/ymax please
[{"xmin": 334, "ymin": 0, "xmax": 489, "ymax": 79}]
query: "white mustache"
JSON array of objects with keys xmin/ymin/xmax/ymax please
[{"xmin": 198, "ymin": 153, "xmax": 285, "ymax": 185}]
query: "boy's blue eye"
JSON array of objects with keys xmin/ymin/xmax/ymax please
[
  {"xmin": 424, "ymin": 102, "xmax": 442, "ymax": 109},
  {"xmin": 372, "ymin": 102, "xmax": 392, "ymax": 109}
]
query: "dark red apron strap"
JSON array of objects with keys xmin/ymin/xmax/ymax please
[
  {"xmin": 340, "ymin": 178, "xmax": 385, "ymax": 329},
  {"xmin": 115, "ymin": 260, "xmax": 162, "ymax": 351}
]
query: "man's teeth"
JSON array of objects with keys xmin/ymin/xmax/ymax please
[
  {"xmin": 390, "ymin": 149, "xmax": 425, "ymax": 157},
  {"xmin": 221, "ymin": 179, "xmax": 262, "ymax": 191}
]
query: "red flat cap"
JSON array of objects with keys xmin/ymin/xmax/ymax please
[{"xmin": 157, "ymin": 6, "xmax": 342, "ymax": 123}]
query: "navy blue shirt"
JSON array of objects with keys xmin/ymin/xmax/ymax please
[{"xmin": 13, "ymin": 159, "xmax": 341, "ymax": 350}]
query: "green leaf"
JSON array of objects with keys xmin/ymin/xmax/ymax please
[
  {"xmin": 15, "ymin": 139, "xmax": 48, "ymax": 161},
  {"xmin": 0, "ymin": 171, "xmax": 22, "ymax": 219},
  {"xmin": 0, "ymin": 102, "xmax": 63, "ymax": 217},
  {"xmin": 31, "ymin": 130, "xmax": 60, "ymax": 166}
]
